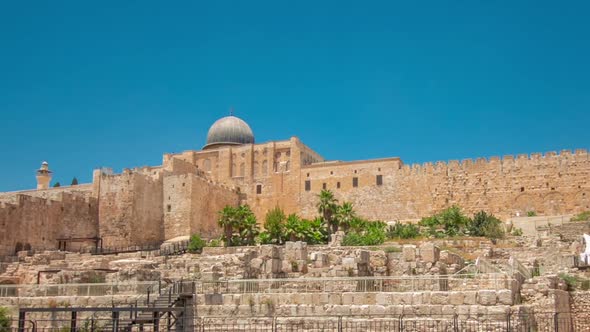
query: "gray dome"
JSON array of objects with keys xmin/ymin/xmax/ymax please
[{"xmin": 203, "ymin": 116, "xmax": 255, "ymax": 149}]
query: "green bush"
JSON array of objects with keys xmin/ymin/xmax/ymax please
[
  {"xmin": 342, "ymin": 220, "xmax": 386, "ymax": 246},
  {"xmin": 187, "ymin": 234, "xmax": 206, "ymax": 253},
  {"xmin": 526, "ymin": 211, "xmax": 537, "ymax": 217},
  {"xmin": 511, "ymin": 228, "xmax": 524, "ymax": 236},
  {"xmin": 207, "ymin": 238, "xmax": 222, "ymax": 247},
  {"xmin": 387, "ymin": 223, "xmax": 421, "ymax": 239},
  {"xmin": 419, "ymin": 206, "xmax": 470, "ymax": 237},
  {"xmin": 0, "ymin": 307, "xmax": 10, "ymax": 332},
  {"xmin": 469, "ymin": 211, "xmax": 505, "ymax": 239},
  {"xmin": 217, "ymin": 205, "xmax": 259, "ymax": 246},
  {"xmin": 263, "ymin": 206, "xmax": 286, "ymax": 244},
  {"xmin": 571, "ymin": 211, "xmax": 590, "ymax": 222}
]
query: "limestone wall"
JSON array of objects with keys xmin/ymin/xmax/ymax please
[
  {"xmin": 300, "ymin": 149, "xmax": 590, "ymax": 221},
  {"xmin": 0, "ymin": 193, "xmax": 98, "ymax": 256},
  {"xmin": 97, "ymin": 170, "xmax": 163, "ymax": 248},
  {"xmin": 163, "ymin": 173, "xmax": 240, "ymax": 240}
]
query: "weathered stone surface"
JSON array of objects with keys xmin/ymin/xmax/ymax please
[{"xmin": 477, "ymin": 290, "xmax": 498, "ymax": 305}]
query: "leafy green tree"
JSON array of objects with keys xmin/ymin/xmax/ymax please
[
  {"xmin": 317, "ymin": 189, "xmax": 338, "ymax": 234},
  {"xmin": 187, "ymin": 234, "xmax": 206, "ymax": 253},
  {"xmin": 263, "ymin": 206, "xmax": 286, "ymax": 244},
  {"xmin": 284, "ymin": 214, "xmax": 302, "ymax": 242},
  {"xmin": 53, "ymin": 182, "xmax": 61, "ymax": 188},
  {"xmin": 237, "ymin": 205, "xmax": 259, "ymax": 246},
  {"xmin": 470, "ymin": 211, "xmax": 505, "ymax": 240},
  {"xmin": 336, "ymin": 202, "xmax": 356, "ymax": 232},
  {"xmin": 71, "ymin": 177, "xmax": 78, "ymax": 186}
]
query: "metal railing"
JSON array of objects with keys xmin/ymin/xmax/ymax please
[
  {"xmin": 0, "ymin": 281, "xmax": 159, "ymax": 298},
  {"xmin": 196, "ymin": 312, "xmax": 575, "ymax": 332},
  {"xmin": 197, "ymin": 274, "xmax": 514, "ymax": 294}
]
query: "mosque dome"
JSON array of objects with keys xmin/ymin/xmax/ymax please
[{"xmin": 203, "ymin": 115, "xmax": 255, "ymax": 150}]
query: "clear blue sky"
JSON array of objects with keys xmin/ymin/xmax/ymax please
[{"xmin": 1, "ymin": 1, "xmax": 588, "ymax": 191}]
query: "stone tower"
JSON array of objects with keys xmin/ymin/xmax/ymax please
[{"xmin": 36, "ymin": 161, "xmax": 52, "ymax": 189}]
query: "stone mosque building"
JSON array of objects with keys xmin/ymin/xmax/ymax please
[{"xmin": 0, "ymin": 115, "xmax": 589, "ymax": 255}]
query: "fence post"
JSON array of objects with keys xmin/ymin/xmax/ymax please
[
  {"xmin": 111, "ymin": 311, "xmax": 119, "ymax": 332},
  {"xmin": 338, "ymin": 316, "xmax": 342, "ymax": 332},
  {"xmin": 399, "ymin": 315, "xmax": 404, "ymax": 332},
  {"xmin": 506, "ymin": 312, "xmax": 511, "ymax": 331},
  {"xmin": 554, "ymin": 312, "xmax": 559, "ymax": 332},
  {"xmin": 70, "ymin": 311, "xmax": 77, "ymax": 332},
  {"xmin": 453, "ymin": 314, "xmax": 458, "ymax": 332},
  {"xmin": 18, "ymin": 311, "xmax": 25, "ymax": 332},
  {"xmin": 272, "ymin": 316, "xmax": 277, "ymax": 332}
]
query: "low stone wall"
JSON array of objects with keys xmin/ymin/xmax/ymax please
[{"xmin": 197, "ymin": 290, "xmax": 513, "ymax": 308}]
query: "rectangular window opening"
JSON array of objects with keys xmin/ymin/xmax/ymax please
[
  {"xmin": 352, "ymin": 177, "xmax": 358, "ymax": 188},
  {"xmin": 376, "ymin": 175, "xmax": 383, "ymax": 186},
  {"xmin": 337, "ymin": 182, "xmax": 341, "ymax": 189},
  {"xmin": 305, "ymin": 180, "xmax": 311, "ymax": 191},
  {"xmin": 256, "ymin": 184, "xmax": 262, "ymax": 194}
]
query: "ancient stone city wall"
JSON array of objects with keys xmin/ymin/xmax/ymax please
[
  {"xmin": 0, "ymin": 193, "xmax": 98, "ymax": 256},
  {"xmin": 97, "ymin": 170, "xmax": 163, "ymax": 248},
  {"xmin": 299, "ymin": 149, "xmax": 590, "ymax": 221}
]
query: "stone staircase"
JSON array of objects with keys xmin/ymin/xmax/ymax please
[{"xmin": 101, "ymin": 280, "xmax": 195, "ymax": 331}]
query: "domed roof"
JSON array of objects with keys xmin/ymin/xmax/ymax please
[{"xmin": 203, "ymin": 115, "xmax": 255, "ymax": 149}]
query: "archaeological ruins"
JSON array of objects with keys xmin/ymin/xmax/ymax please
[{"xmin": 0, "ymin": 115, "xmax": 589, "ymax": 331}]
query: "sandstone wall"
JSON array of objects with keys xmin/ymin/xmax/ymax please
[
  {"xmin": 97, "ymin": 169, "xmax": 163, "ymax": 248},
  {"xmin": 299, "ymin": 149, "xmax": 590, "ymax": 221},
  {"xmin": 0, "ymin": 184, "xmax": 94, "ymax": 204},
  {"xmin": 0, "ymin": 193, "xmax": 98, "ymax": 256},
  {"xmin": 163, "ymin": 173, "xmax": 240, "ymax": 240}
]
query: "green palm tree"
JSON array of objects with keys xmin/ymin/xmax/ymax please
[
  {"xmin": 317, "ymin": 189, "xmax": 338, "ymax": 235},
  {"xmin": 336, "ymin": 202, "xmax": 356, "ymax": 232},
  {"xmin": 218, "ymin": 206, "xmax": 237, "ymax": 247},
  {"xmin": 284, "ymin": 214, "xmax": 303, "ymax": 242}
]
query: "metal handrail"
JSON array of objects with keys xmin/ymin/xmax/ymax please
[{"xmin": 0, "ymin": 281, "xmax": 160, "ymax": 298}]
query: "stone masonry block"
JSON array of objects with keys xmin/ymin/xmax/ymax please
[
  {"xmin": 419, "ymin": 242, "xmax": 440, "ymax": 263},
  {"xmin": 477, "ymin": 290, "xmax": 498, "ymax": 305},
  {"xmin": 403, "ymin": 245, "xmax": 417, "ymax": 262}
]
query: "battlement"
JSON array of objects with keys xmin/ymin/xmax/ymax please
[{"xmin": 401, "ymin": 148, "xmax": 589, "ymax": 174}]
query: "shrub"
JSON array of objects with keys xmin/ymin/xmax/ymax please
[
  {"xmin": 0, "ymin": 307, "xmax": 10, "ymax": 332},
  {"xmin": 571, "ymin": 211, "xmax": 590, "ymax": 222},
  {"xmin": 387, "ymin": 223, "xmax": 421, "ymax": 239},
  {"xmin": 217, "ymin": 205, "xmax": 259, "ymax": 246},
  {"xmin": 263, "ymin": 206, "xmax": 286, "ymax": 244},
  {"xmin": 342, "ymin": 220, "xmax": 386, "ymax": 246},
  {"xmin": 187, "ymin": 234, "xmax": 206, "ymax": 253},
  {"xmin": 207, "ymin": 238, "xmax": 222, "ymax": 247},
  {"xmin": 419, "ymin": 206, "xmax": 470, "ymax": 237},
  {"xmin": 526, "ymin": 211, "xmax": 537, "ymax": 217},
  {"xmin": 469, "ymin": 211, "xmax": 505, "ymax": 240},
  {"xmin": 511, "ymin": 228, "xmax": 523, "ymax": 236},
  {"xmin": 559, "ymin": 273, "xmax": 580, "ymax": 291}
]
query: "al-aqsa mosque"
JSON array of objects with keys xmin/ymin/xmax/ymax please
[{"xmin": 0, "ymin": 114, "xmax": 589, "ymax": 254}]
